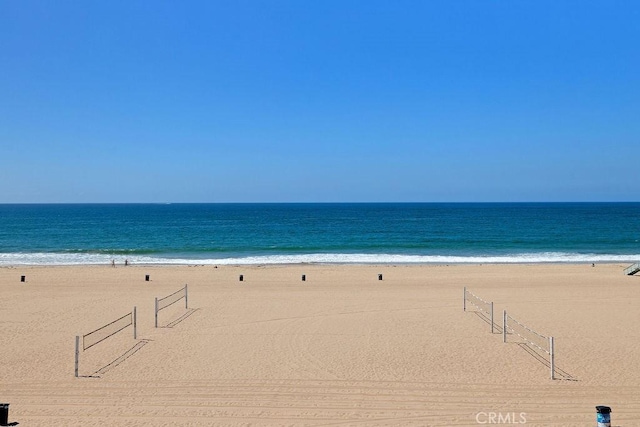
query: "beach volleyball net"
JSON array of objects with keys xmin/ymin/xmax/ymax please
[
  {"xmin": 502, "ymin": 311, "xmax": 555, "ymax": 379},
  {"xmin": 155, "ymin": 284, "xmax": 188, "ymax": 327},
  {"xmin": 463, "ymin": 287, "xmax": 557, "ymax": 380},
  {"xmin": 82, "ymin": 311, "xmax": 135, "ymax": 350},
  {"xmin": 463, "ymin": 287, "xmax": 495, "ymax": 333},
  {"xmin": 75, "ymin": 307, "xmax": 137, "ymax": 377}
]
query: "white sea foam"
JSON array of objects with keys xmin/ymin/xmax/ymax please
[{"xmin": 0, "ymin": 252, "xmax": 639, "ymax": 266}]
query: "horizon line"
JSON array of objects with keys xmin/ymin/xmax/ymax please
[{"xmin": 1, "ymin": 201, "xmax": 639, "ymax": 205}]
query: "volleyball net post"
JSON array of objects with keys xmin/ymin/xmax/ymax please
[
  {"xmin": 491, "ymin": 302, "xmax": 494, "ymax": 334},
  {"xmin": 550, "ymin": 336, "xmax": 555, "ymax": 380},
  {"xmin": 463, "ymin": 286, "xmax": 466, "ymax": 312},
  {"xmin": 74, "ymin": 335, "xmax": 80, "ymax": 378},
  {"xmin": 502, "ymin": 310, "xmax": 507, "ymax": 343}
]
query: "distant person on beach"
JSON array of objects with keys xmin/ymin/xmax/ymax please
[
  {"xmin": 111, "ymin": 260, "xmax": 115, "ymax": 268},
  {"xmin": 125, "ymin": 259, "xmax": 129, "ymax": 266}
]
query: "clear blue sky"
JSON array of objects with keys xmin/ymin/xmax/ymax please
[{"xmin": 1, "ymin": 1, "xmax": 638, "ymax": 202}]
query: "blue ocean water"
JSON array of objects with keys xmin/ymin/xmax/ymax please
[{"xmin": 0, "ymin": 203, "xmax": 639, "ymax": 265}]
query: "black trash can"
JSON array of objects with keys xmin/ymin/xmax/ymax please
[
  {"xmin": 0, "ymin": 403, "xmax": 9, "ymax": 426},
  {"xmin": 596, "ymin": 405, "xmax": 611, "ymax": 427},
  {"xmin": 301, "ymin": 274, "xmax": 306, "ymax": 281},
  {"xmin": 145, "ymin": 274, "xmax": 150, "ymax": 281},
  {"xmin": 20, "ymin": 275, "xmax": 25, "ymax": 282},
  {"xmin": 378, "ymin": 274, "xmax": 383, "ymax": 281},
  {"xmin": 239, "ymin": 274, "xmax": 243, "ymax": 282}
]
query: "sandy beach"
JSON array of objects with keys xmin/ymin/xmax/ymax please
[{"xmin": 1, "ymin": 263, "xmax": 638, "ymax": 426}]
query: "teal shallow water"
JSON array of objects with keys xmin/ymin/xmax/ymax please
[{"xmin": 0, "ymin": 203, "xmax": 639, "ymax": 265}]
